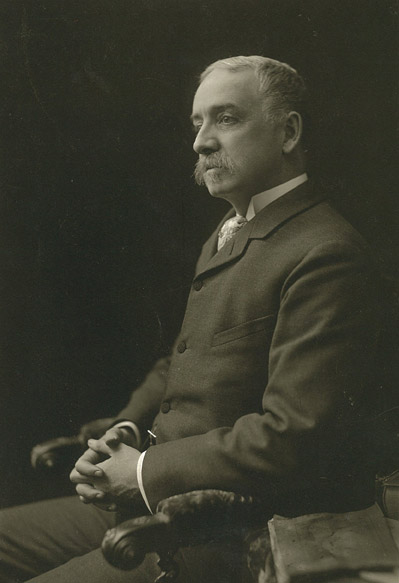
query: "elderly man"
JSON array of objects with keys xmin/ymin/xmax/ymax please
[{"xmin": 0, "ymin": 56, "xmax": 381, "ymax": 582}]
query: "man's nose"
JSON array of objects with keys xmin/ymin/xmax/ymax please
[{"xmin": 193, "ymin": 124, "xmax": 219, "ymax": 155}]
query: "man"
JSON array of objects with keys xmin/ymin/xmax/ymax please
[{"xmin": 0, "ymin": 56, "xmax": 381, "ymax": 582}]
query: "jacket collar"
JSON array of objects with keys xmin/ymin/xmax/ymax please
[{"xmin": 194, "ymin": 180, "xmax": 326, "ymax": 281}]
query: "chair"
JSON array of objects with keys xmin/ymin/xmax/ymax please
[
  {"xmin": 31, "ymin": 405, "xmax": 399, "ymax": 582},
  {"xmin": 102, "ymin": 489, "xmax": 263, "ymax": 582}
]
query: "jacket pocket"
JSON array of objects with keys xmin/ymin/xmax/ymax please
[{"xmin": 212, "ymin": 314, "xmax": 276, "ymax": 347}]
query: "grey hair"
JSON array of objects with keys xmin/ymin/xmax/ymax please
[{"xmin": 200, "ymin": 55, "xmax": 309, "ymax": 125}]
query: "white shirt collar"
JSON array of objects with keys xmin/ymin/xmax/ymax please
[{"xmin": 245, "ymin": 173, "xmax": 308, "ymax": 221}]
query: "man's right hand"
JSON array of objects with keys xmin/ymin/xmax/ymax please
[{"xmin": 78, "ymin": 417, "xmax": 115, "ymax": 443}]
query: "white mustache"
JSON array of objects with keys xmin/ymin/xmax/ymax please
[{"xmin": 194, "ymin": 154, "xmax": 236, "ymax": 185}]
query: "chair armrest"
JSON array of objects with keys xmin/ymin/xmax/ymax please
[
  {"xmin": 102, "ymin": 489, "xmax": 257, "ymax": 571},
  {"xmin": 376, "ymin": 470, "xmax": 399, "ymax": 520},
  {"xmin": 30, "ymin": 435, "xmax": 84, "ymax": 470}
]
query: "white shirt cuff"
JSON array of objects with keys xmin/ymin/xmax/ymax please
[
  {"xmin": 113, "ymin": 421, "xmax": 141, "ymax": 449},
  {"xmin": 137, "ymin": 451, "xmax": 153, "ymax": 514}
]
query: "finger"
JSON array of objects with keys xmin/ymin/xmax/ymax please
[
  {"xmin": 78, "ymin": 493, "xmax": 114, "ymax": 510},
  {"xmin": 78, "ymin": 447, "xmax": 105, "ymax": 464},
  {"xmin": 76, "ymin": 483, "xmax": 105, "ymax": 502},
  {"xmin": 74, "ymin": 458, "xmax": 104, "ymax": 478},
  {"xmin": 87, "ymin": 438, "xmax": 113, "ymax": 456},
  {"xmin": 74, "ymin": 447, "xmax": 105, "ymax": 477},
  {"xmin": 69, "ymin": 467, "xmax": 98, "ymax": 484},
  {"xmin": 103, "ymin": 428, "xmax": 125, "ymax": 447}
]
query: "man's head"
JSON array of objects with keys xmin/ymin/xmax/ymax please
[{"xmin": 192, "ymin": 56, "xmax": 308, "ymax": 214}]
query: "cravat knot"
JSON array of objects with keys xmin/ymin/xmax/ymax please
[{"xmin": 217, "ymin": 215, "xmax": 247, "ymax": 250}]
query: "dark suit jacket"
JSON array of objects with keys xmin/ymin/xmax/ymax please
[{"xmin": 118, "ymin": 181, "xmax": 382, "ymax": 515}]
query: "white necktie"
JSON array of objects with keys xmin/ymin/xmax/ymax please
[{"xmin": 217, "ymin": 215, "xmax": 248, "ymax": 251}]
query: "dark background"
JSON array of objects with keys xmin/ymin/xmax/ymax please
[{"xmin": 0, "ymin": 0, "xmax": 397, "ymax": 507}]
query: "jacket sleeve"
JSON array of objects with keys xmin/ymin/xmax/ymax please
[
  {"xmin": 141, "ymin": 241, "xmax": 382, "ymax": 510},
  {"xmin": 116, "ymin": 355, "xmax": 171, "ymax": 436}
]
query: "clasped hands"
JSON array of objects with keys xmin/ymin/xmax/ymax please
[{"xmin": 70, "ymin": 427, "xmax": 141, "ymax": 512}]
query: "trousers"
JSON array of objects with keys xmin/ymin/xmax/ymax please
[{"xmin": 0, "ymin": 496, "xmax": 250, "ymax": 582}]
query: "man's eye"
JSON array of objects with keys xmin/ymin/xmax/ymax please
[
  {"xmin": 192, "ymin": 124, "xmax": 202, "ymax": 134},
  {"xmin": 219, "ymin": 115, "xmax": 236, "ymax": 125}
]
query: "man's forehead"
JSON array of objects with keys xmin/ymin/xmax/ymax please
[{"xmin": 192, "ymin": 68, "xmax": 260, "ymax": 116}]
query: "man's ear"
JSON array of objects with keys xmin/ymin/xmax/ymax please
[{"xmin": 282, "ymin": 111, "xmax": 302, "ymax": 154}]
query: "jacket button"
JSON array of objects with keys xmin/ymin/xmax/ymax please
[
  {"xmin": 193, "ymin": 280, "xmax": 203, "ymax": 291},
  {"xmin": 161, "ymin": 401, "xmax": 171, "ymax": 413},
  {"xmin": 177, "ymin": 340, "xmax": 187, "ymax": 353}
]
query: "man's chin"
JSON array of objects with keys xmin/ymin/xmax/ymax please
[
  {"xmin": 204, "ymin": 183, "xmax": 226, "ymax": 198},
  {"xmin": 204, "ymin": 175, "xmax": 228, "ymax": 197}
]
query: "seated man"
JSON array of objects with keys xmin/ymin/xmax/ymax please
[{"xmin": 0, "ymin": 56, "xmax": 382, "ymax": 583}]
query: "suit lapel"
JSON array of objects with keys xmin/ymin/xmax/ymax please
[
  {"xmin": 194, "ymin": 181, "xmax": 326, "ymax": 281},
  {"xmin": 194, "ymin": 208, "xmax": 234, "ymax": 276},
  {"xmin": 249, "ymin": 181, "xmax": 325, "ymax": 240}
]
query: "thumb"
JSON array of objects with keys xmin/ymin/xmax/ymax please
[{"xmin": 103, "ymin": 427, "xmax": 125, "ymax": 448}]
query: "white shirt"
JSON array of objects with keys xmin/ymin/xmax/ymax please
[
  {"xmin": 245, "ymin": 173, "xmax": 308, "ymax": 221},
  {"xmin": 131, "ymin": 172, "xmax": 309, "ymax": 513}
]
